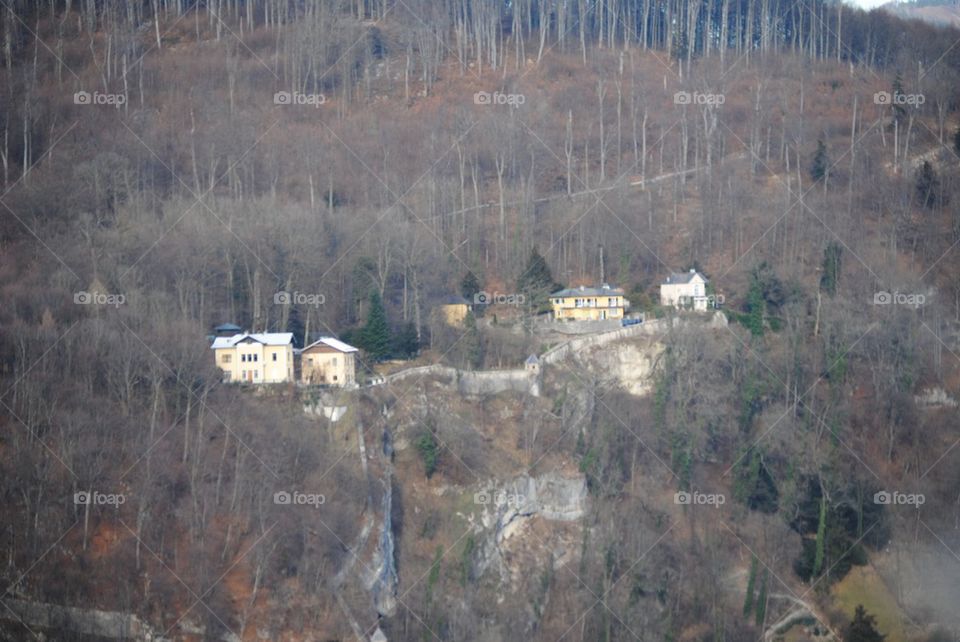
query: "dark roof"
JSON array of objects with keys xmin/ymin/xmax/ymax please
[
  {"xmin": 526, "ymin": 354, "xmax": 540, "ymax": 365},
  {"xmin": 663, "ymin": 270, "xmax": 708, "ymax": 285},
  {"xmin": 214, "ymin": 323, "xmax": 242, "ymax": 332},
  {"xmin": 551, "ymin": 284, "xmax": 625, "ymax": 298},
  {"xmin": 439, "ymin": 295, "xmax": 471, "ymax": 305}
]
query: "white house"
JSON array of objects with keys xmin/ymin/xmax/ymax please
[
  {"xmin": 660, "ymin": 270, "xmax": 710, "ymax": 311},
  {"xmin": 211, "ymin": 332, "xmax": 295, "ymax": 383}
]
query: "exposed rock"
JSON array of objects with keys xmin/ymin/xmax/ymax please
[{"xmin": 914, "ymin": 387, "xmax": 958, "ymax": 408}]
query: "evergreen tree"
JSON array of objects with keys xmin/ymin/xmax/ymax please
[
  {"xmin": 517, "ymin": 247, "xmax": 560, "ymax": 309},
  {"xmin": 745, "ymin": 277, "xmax": 765, "ymax": 337},
  {"xmin": 811, "ymin": 139, "xmax": 829, "ymax": 182},
  {"xmin": 891, "ymin": 73, "xmax": 906, "ymax": 124},
  {"xmin": 754, "ymin": 570, "xmax": 768, "ymax": 628},
  {"xmin": 813, "ymin": 495, "xmax": 827, "ymax": 578},
  {"xmin": 845, "ymin": 605, "xmax": 885, "ymax": 642},
  {"xmin": 357, "ymin": 290, "xmax": 391, "ymax": 360},
  {"xmin": 743, "ymin": 555, "xmax": 758, "ymax": 617},
  {"xmin": 915, "ymin": 160, "xmax": 942, "ymax": 209},
  {"xmin": 460, "ymin": 271, "xmax": 481, "ymax": 302},
  {"xmin": 954, "ymin": 126, "xmax": 960, "ymax": 158},
  {"xmin": 462, "ymin": 311, "xmax": 484, "ymax": 369},
  {"xmin": 391, "ymin": 321, "xmax": 419, "ymax": 359},
  {"xmin": 820, "ymin": 242, "xmax": 842, "ymax": 297}
]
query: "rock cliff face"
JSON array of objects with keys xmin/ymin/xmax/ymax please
[
  {"xmin": 473, "ymin": 473, "xmax": 588, "ymax": 591},
  {"xmin": 367, "ymin": 430, "xmax": 399, "ymax": 618}
]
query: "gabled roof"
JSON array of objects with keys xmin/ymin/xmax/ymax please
[
  {"xmin": 210, "ymin": 332, "xmax": 294, "ymax": 349},
  {"xmin": 302, "ymin": 337, "xmax": 359, "ymax": 353},
  {"xmin": 551, "ymin": 284, "xmax": 625, "ymax": 298},
  {"xmin": 662, "ymin": 270, "xmax": 708, "ymax": 285},
  {"xmin": 525, "ymin": 354, "xmax": 540, "ymax": 365},
  {"xmin": 213, "ymin": 323, "xmax": 242, "ymax": 332}
]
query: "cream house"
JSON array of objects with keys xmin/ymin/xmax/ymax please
[
  {"xmin": 301, "ymin": 337, "xmax": 359, "ymax": 386},
  {"xmin": 211, "ymin": 332, "xmax": 294, "ymax": 383},
  {"xmin": 660, "ymin": 270, "xmax": 710, "ymax": 311}
]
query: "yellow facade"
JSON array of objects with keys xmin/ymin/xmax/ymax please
[
  {"xmin": 550, "ymin": 286, "xmax": 627, "ymax": 321},
  {"xmin": 439, "ymin": 303, "xmax": 470, "ymax": 327},
  {"xmin": 212, "ymin": 333, "xmax": 294, "ymax": 383}
]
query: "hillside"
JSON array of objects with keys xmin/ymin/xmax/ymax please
[{"xmin": 1, "ymin": 1, "xmax": 960, "ymax": 641}]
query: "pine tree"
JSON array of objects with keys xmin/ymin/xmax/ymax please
[
  {"xmin": 460, "ymin": 271, "xmax": 481, "ymax": 302},
  {"xmin": 820, "ymin": 242, "xmax": 842, "ymax": 297},
  {"xmin": 517, "ymin": 247, "xmax": 560, "ymax": 309},
  {"xmin": 813, "ymin": 495, "xmax": 827, "ymax": 578},
  {"xmin": 811, "ymin": 139, "xmax": 829, "ymax": 182},
  {"xmin": 845, "ymin": 605, "xmax": 885, "ymax": 642},
  {"xmin": 891, "ymin": 73, "xmax": 906, "ymax": 124},
  {"xmin": 391, "ymin": 321, "xmax": 419, "ymax": 359},
  {"xmin": 754, "ymin": 570, "xmax": 768, "ymax": 628},
  {"xmin": 742, "ymin": 555, "xmax": 758, "ymax": 617},
  {"xmin": 357, "ymin": 290, "xmax": 391, "ymax": 360},
  {"xmin": 745, "ymin": 278, "xmax": 765, "ymax": 337},
  {"xmin": 462, "ymin": 311, "xmax": 483, "ymax": 368},
  {"xmin": 915, "ymin": 161, "xmax": 942, "ymax": 209}
]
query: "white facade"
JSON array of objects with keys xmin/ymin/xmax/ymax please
[
  {"xmin": 211, "ymin": 333, "xmax": 295, "ymax": 383},
  {"xmin": 660, "ymin": 270, "xmax": 710, "ymax": 311}
]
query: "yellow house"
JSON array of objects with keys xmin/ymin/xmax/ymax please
[
  {"xmin": 550, "ymin": 284, "xmax": 628, "ymax": 321},
  {"xmin": 437, "ymin": 295, "xmax": 472, "ymax": 327},
  {"xmin": 301, "ymin": 337, "xmax": 359, "ymax": 386},
  {"xmin": 211, "ymin": 332, "xmax": 294, "ymax": 383}
]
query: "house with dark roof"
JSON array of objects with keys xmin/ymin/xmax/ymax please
[
  {"xmin": 660, "ymin": 269, "xmax": 709, "ymax": 311},
  {"xmin": 549, "ymin": 284, "xmax": 627, "ymax": 321}
]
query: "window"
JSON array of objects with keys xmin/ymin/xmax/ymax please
[
  {"xmin": 272, "ymin": 352, "xmax": 277, "ymax": 361},
  {"xmin": 241, "ymin": 354, "xmax": 246, "ymax": 362},
  {"xmin": 254, "ymin": 371, "xmax": 259, "ymax": 379},
  {"xmin": 332, "ymin": 357, "xmax": 338, "ymax": 366},
  {"xmin": 307, "ymin": 357, "xmax": 313, "ymax": 365},
  {"xmin": 222, "ymin": 354, "xmax": 232, "ymax": 363},
  {"xmin": 333, "ymin": 375, "xmax": 338, "ymax": 381},
  {"xmin": 252, "ymin": 354, "xmax": 258, "ymax": 362}
]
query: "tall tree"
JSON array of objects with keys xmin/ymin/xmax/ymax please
[
  {"xmin": 810, "ymin": 139, "xmax": 829, "ymax": 183},
  {"xmin": 460, "ymin": 271, "xmax": 481, "ymax": 301},
  {"xmin": 517, "ymin": 247, "xmax": 560, "ymax": 309},
  {"xmin": 844, "ymin": 605, "xmax": 885, "ymax": 642},
  {"xmin": 820, "ymin": 242, "xmax": 842, "ymax": 297},
  {"xmin": 357, "ymin": 290, "xmax": 391, "ymax": 360}
]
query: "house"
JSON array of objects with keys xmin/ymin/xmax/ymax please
[
  {"xmin": 211, "ymin": 332, "xmax": 294, "ymax": 383},
  {"xmin": 549, "ymin": 284, "xmax": 627, "ymax": 321},
  {"xmin": 301, "ymin": 337, "xmax": 359, "ymax": 386},
  {"xmin": 437, "ymin": 295, "xmax": 472, "ymax": 327},
  {"xmin": 212, "ymin": 323, "xmax": 242, "ymax": 337},
  {"xmin": 660, "ymin": 269, "xmax": 709, "ymax": 311}
]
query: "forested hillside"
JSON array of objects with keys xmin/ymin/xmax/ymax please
[{"xmin": 1, "ymin": 1, "xmax": 959, "ymax": 641}]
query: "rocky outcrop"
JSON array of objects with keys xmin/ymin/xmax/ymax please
[
  {"xmin": 367, "ymin": 430, "xmax": 398, "ymax": 617},
  {"xmin": 472, "ymin": 473, "xmax": 588, "ymax": 588}
]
